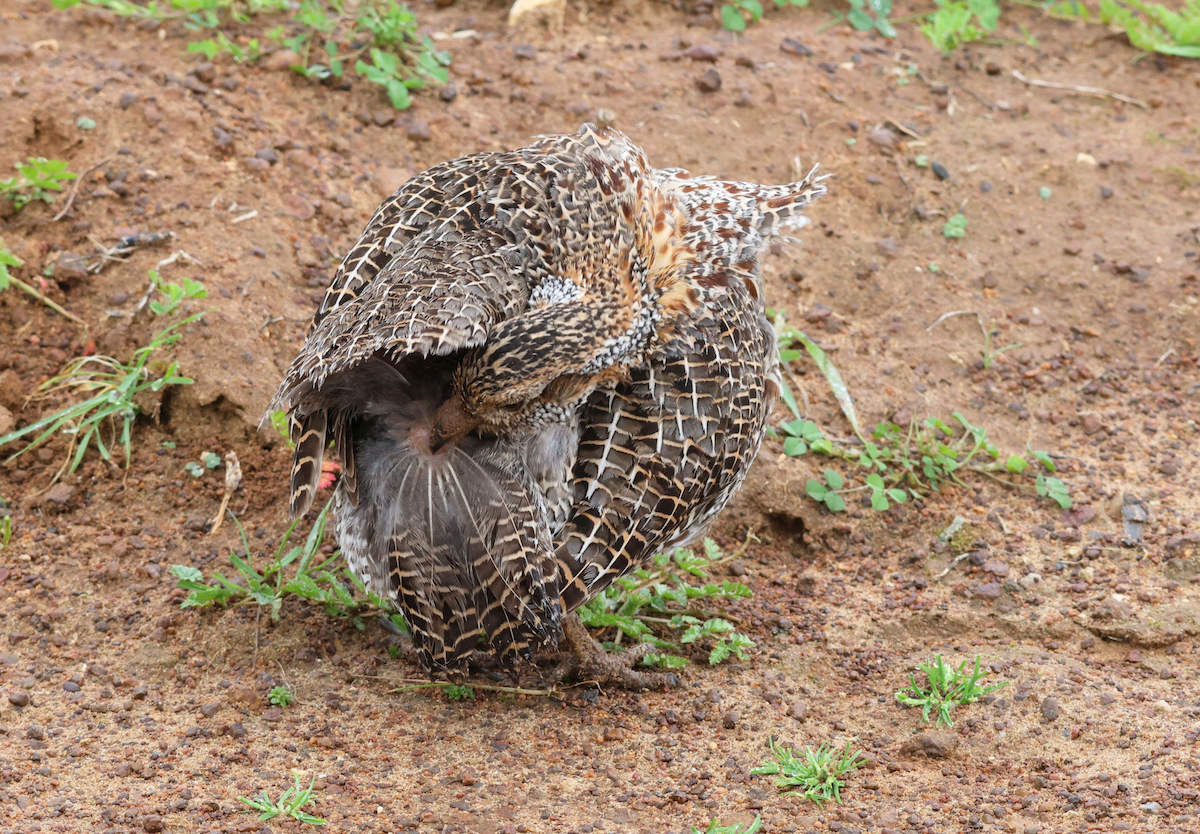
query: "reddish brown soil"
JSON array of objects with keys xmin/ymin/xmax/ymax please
[{"xmin": 1, "ymin": 1, "xmax": 1199, "ymax": 833}]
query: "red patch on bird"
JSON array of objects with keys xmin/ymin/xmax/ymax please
[{"xmin": 318, "ymin": 460, "xmax": 341, "ymax": 490}]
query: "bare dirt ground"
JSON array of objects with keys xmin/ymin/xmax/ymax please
[{"xmin": 2, "ymin": 0, "xmax": 1199, "ymax": 832}]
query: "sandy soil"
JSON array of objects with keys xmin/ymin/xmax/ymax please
[{"xmin": 1, "ymin": 1, "xmax": 1199, "ymax": 833}]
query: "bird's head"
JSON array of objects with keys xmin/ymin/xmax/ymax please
[{"xmin": 426, "ymin": 334, "xmax": 598, "ymax": 453}]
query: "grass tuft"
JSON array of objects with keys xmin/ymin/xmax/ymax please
[
  {"xmin": 751, "ymin": 739, "xmax": 863, "ymax": 805},
  {"xmin": 0, "ymin": 316, "xmax": 202, "ymax": 483},
  {"xmin": 772, "ymin": 315, "xmax": 1073, "ymax": 512},
  {"xmin": 170, "ymin": 496, "xmax": 409, "ymax": 632},
  {"xmin": 894, "ymin": 654, "xmax": 1007, "ymax": 726},
  {"xmin": 239, "ymin": 772, "xmax": 325, "ymax": 825},
  {"xmin": 577, "ymin": 539, "xmax": 755, "ymax": 669},
  {"xmin": 692, "ymin": 816, "xmax": 763, "ymax": 834}
]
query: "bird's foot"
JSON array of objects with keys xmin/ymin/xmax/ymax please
[{"xmin": 559, "ymin": 612, "xmax": 680, "ymax": 692}]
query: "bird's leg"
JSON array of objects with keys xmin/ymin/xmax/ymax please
[{"xmin": 559, "ymin": 612, "xmax": 680, "ymax": 692}]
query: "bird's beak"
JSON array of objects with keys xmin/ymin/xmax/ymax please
[{"xmin": 428, "ymin": 394, "xmax": 478, "ymax": 453}]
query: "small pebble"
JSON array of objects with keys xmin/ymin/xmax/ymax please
[
  {"xmin": 722, "ymin": 711, "xmax": 739, "ymax": 729},
  {"xmin": 1040, "ymin": 696, "xmax": 1060, "ymax": 722},
  {"xmin": 695, "ymin": 68, "xmax": 722, "ymax": 93}
]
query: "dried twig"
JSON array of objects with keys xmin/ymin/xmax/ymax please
[
  {"xmin": 51, "ymin": 156, "xmax": 113, "ymax": 222},
  {"xmin": 932, "ymin": 552, "xmax": 972, "ymax": 581},
  {"xmin": 1011, "ymin": 69, "xmax": 1147, "ymax": 109},
  {"xmin": 209, "ymin": 451, "xmax": 243, "ymax": 535}
]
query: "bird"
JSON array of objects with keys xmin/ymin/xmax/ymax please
[{"xmin": 269, "ymin": 124, "xmax": 826, "ymax": 688}]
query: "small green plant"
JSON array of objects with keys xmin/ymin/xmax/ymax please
[
  {"xmin": 444, "ymin": 684, "xmax": 475, "ymax": 701},
  {"xmin": 846, "ymin": 0, "xmax": 897, "ymax": 36},
  {"xmin": 184, "ymin": 450, "xmax": 223, "ymax": 478},
  {"xmin": 0, "ymin": 513, "xmax": 11, "ymax": 549},
  {"xmin": 1, "ymin": 158, "xmax": 75, "ymax": 211},
  {"xmin": 1099, "ymin": 0, "xmax": 1200, "ymax": 58},
  {"xmin": 54, "ymin": 1, "xmax": 453, "ymax": 106},
  {"xmin": 188, "ymin": 31, "xmax": 262, "ymax": 61},
  {"xmin": 0, "ymin": 317, "xmax": 201, "ymax": 482},
  {"xmin": 239, "ymin": 772, "xmax": 325, "ymax": 826},
  {"xmin": 921, "ymin": 0, "xmax": 999, "ymax": 53},
  {"xmin": 942, "ymin": 213, "xmax": 968, "ymax": 239},
  {"xmin": 692, "ymin": 817, "xmax": 763, "ymax": 834},
  {"xmin": 578, "ymin": 539, "xmax": 754, "ymax": 669},
  {"xmin": 268, "ymin": 685, "xmax": 295, "ymax": 707},
  {"xmin": 355, "ymin": 43, "xmax": 449, "ymax": 110},
  {"xmin": 149, "ymin": 270, "xmax": 207, "ymax": 316},
  {"xmin": 773, "ymin": 318, "xmax": 1072, "ymax": 511},
  {"xmin": 895, "ymin": 655, "xmax": 1007, "ymax": 726},
  {"xmin": 752, "ymin": 739, "xmax": 863, "ymax": 806},
  {"xmin": 170, "ymin": 496, "xmax": 400, "ymax": 627},
  {"xmin": 720, "ymin": 0, "xmax": 809, "ymax": 31}
]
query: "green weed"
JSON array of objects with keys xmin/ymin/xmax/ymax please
[
  {"xmin": 577, "ymin": 539, "xmax": 755, "ymax": 669},
  {"xmin": 895, "ymin": 654, "xmax": 1007, "ymax": 726},
  {"xmin": 751, "ymin": 739, "xmax": 863, "ymax": 805},
  {"xmin": 149, "ymin": 270, "xmax": 207, "ymax": 316},
  {"xmin": 773, "ymin": 318, "xmax": 1072, "ymax": 511},
  {"xmin": 846, "ymin": 0, "xmax": 897, "ymax": 36},
  {"xmin": 921, "ymin": 0, "xmax": 1000, "ymax": 53},
  {"xmin": 355, "ymin": 43, "xmax": 449, "ymax": 111},
  {"xmin": 692, "ymin": 817, "xmax": 763, "ymax": 834},
  {"xmin": 1, "ymin": 158, "xmax": 75, "ymax": 212},
  {"xmin": 942, "ymin": 212, "xmax": 968, "ymax": 239},
  {"xmin": 1100, "ymin": 0, "xmax": 1200, "ymax": 58},
  {"xmin": 239, "ymin": 772, "xmax": 325, "ymax": 826},
  {"xmin": 53, "ymin": 1, "xmax": 452, "ymax": 109},
  {"xmin": 0, "ymin": 512, "xmax": 11, "ymax": 549},
  {"xmin": 0, "ymin": 317, "xmax": 201, "ymax": 482},
  {"xmin": 188, "ymin": 31, "xmax": 262, "ymax": 61},
  {"xmin": 170, "ymin": 496, "xmax": 406, "ymax": 629},
  {"xmin": 268, "ymin": 685, "xmax": 295, "ymax": 707}
]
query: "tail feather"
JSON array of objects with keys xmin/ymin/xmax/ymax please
[
  {"xmin": 330, "ymin": 359, "xmax": 564, "ymax": 672},
  {"xmin": 289, "ymin": 411, "xmax": 327, "ymax": 518},
  {"xmin": 333, "ymin": 410, "xmax": 359, "ymax": 509}
]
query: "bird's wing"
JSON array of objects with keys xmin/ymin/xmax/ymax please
[
  {"xmin": 555, "ymin": 169, "xmax": 827, "ymax": 609},
  {"xmin": 274, "ymin": 230, "xmax": 527, "ymax": 517},
  {"xmin": 555, "ymin": 290, "xmax": 775, "ymax": 611}
]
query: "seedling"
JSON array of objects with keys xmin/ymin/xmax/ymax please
[
  {"xmin": 149, "ymin": 270, "xmax": 207, "ymax": 316},
  {"xmin": 355, "ymin": 42, "xmax": 449, "ymax": 111},
  {"xmin": 578, "ymin": 539, "xmax": 755, "ymax": 669},
  {"xmin": 239, "ymin": 772, "xmax": 325, "ymax": 825},
  {"xmin": 720, "ymin": 0, "xmax": 809, "ymax": 31},
  {"xmin": 692, "ymin": 817, "xmax": 763, "ymax": 834},
  {"xmin": 942, "ymin": 213, "xmax": 968, "ymax": 239},
  {"xmin": 268, "ymin": 685, "xmax": 295, "ymax": 707},
  {"xmin": 1098, "ymin": 0, "xmax": 1200, "ymax": 59},
  {"xmin": 846, "ymin": 0, "xmax": 897, "ymax": 36},
  {"xmin": 752, "ymin": 739, "xmax": 863, "ymax": 805},
  {"xmin": 895, "ymin": 654, "xmax": 1007, "ymax": 726},
  {"xmin": 773, "ymin": 317, "xmax": 1072, "ymax": 511},
  {"xmin": 1, "ymin": 157, "xmax": 75, "ymax": 211},
  {"xmin": 920, "ymin": 0, "xmax": 999, "ymax": 53},
  {"xmin": 188, "ymin": 31, "xmax": 262, "ymax": 62},
  {"xmin": 0, "ymin": 317, "xmax": 201, "ymax": 482},
  {"xmin": 170, "ymin": 496, "xmax": 402, "ymax": 628}
]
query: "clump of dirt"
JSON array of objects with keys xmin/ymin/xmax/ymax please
[{"xmin": 2, "ymin": 1, "xmax": 1199, "ymax": 833}]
